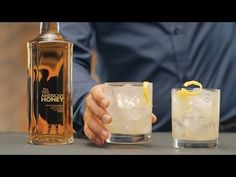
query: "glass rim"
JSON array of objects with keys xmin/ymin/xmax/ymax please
[
  {"xmin": 104, "ymin": 82, "xmax": 153, "ymax": 86},
  {"xmin": 172, "ymin": 88, "xmax": 220, "ymax": 92}
]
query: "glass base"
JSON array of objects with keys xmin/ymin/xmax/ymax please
[
  {"xmin": 173, "ymin": 138, "xmax": 218, "ymax": 148},
  {"xmin": 105, "ymin": 133, "xmax": 151, "ymax": 144},
  {"xmin": 28, "ymin": 135, "xmax": 74, "ymax": 145}
]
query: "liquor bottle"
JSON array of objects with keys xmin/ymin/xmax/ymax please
[{"xmin": 27, "ymin": 22, "xmax": 73, "ymax": 144}]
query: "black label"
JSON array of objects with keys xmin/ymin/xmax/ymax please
[{"xmin": 33, "ymin": 62, "xmax": 64, "ymax": 125}]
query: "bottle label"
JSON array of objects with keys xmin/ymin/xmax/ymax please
[
  {"xmin": 41, "ymin": 88, "xmax": 63, "ymax": 103},
  {"xmin": 41, "ymin": 88, "xmax": 64, "ymax": 125},
  {"xmin": 33, "ymin": 56, "xmax": 64, "ymax": 126}
]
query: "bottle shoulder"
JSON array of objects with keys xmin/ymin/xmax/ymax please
[{"xmin": 28, "ymin": 33, "xmax": 72, "ymax": 44}]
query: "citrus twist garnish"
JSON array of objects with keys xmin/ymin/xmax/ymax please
[
  {"xmin": 143, "ymin": 81, "xmax": 152, "ymax": 107},
  {"xmin": 178, "ymin": 80, "xmax": 202, "ymax": 96}
]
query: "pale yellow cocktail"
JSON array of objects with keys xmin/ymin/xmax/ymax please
[
  {"xmin": 172, "ymin": 81, "xmax": 220, "ymax": 148},
  {"xmin": 104, "ymin": 82, "xmax": 152, "ymax": 144}
]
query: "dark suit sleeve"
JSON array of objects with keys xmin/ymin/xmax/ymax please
[{"xmin": 60, "ymin": 22, "xmax": 96, "ymax": 134}]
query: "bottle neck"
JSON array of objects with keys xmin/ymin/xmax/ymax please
[{"xmin": 40, "ymin": 22, "xmax": 59, "ymax": 34}]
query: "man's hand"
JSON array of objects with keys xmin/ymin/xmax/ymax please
[{"xmin": 83, "ymin": 84, "xmax": 157, "ymax": 145}]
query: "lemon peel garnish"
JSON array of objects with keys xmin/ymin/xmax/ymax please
[
  {"xmin": 178, "ymin": 80, "xmax": 202, "ymax": 96},
  {"xmin": 143, "ymin": 81, "xmax": 152, "ymax": 107}
]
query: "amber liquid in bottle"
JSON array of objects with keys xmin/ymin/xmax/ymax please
[{"xmin": 27, "ymin": 22, "xmax": 73, "ymax": 144}]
